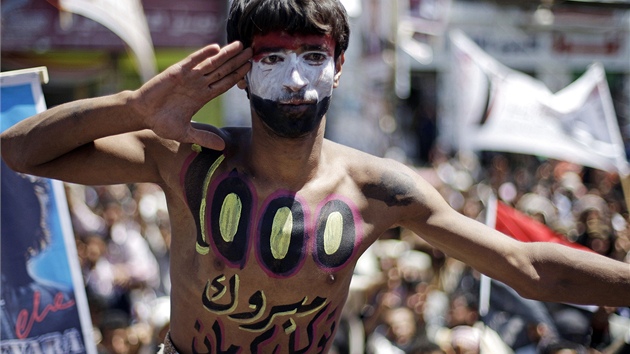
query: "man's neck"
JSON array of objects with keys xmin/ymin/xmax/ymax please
[{"xmin": 247, "ymin": 115, "xmax": 326, "ymax": 189}]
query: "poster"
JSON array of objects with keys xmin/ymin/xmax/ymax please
[{"xmin": 0, "ymin": 67, "xmax": 95, "ymax": 353}]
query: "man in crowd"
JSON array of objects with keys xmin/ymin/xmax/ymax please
[{"xmin": 2, "ymin": 0, "xmax": 629, "ymax": 353}]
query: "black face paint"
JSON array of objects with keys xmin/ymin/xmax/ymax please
[{"xmin": 251, "ymin": 95, "xmax": 331, "ymax": 138}]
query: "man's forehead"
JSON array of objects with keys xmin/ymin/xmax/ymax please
[{"xmin": 252, "ymin": 31, "xmax": 335, "ymax": 54}]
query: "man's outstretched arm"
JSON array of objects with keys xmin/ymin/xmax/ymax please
[
  {"xmin": 1, "ymin": 41, "xmax": 252, "ymax": 185},
  {"xmin": 418, "ymin": 208, "xmax": 629, "ymax": 306},
  {"xmin": 393, "ymin": 165, "xmax": 630, "ymax": 307}
]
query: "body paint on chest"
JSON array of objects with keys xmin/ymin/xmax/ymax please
[
  {"xmin": 184, "ymin": 149, "xmax": 348, "ymax": 353},
  {"xmin": 184, "ymin": 149, "xmax": 363, "ymax": 277},
  {"xmin": 203, "ymin": 170, "xmax": 363, "ymax": 276}
]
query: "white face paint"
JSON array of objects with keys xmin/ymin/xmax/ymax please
[
  {"xmin": 245, "ymin": 32, "xmax": 339, "ymax": 138},
  {"xmin": 247, "ymin": 32, "xmax": 336, "ymax": 104}
]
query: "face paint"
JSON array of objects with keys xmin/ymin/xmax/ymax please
[{"xmin": 247, "ymin": 32, "xmax": 337, "ymax": 138}]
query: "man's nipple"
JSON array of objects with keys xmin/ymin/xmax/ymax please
[{"xmin": 213, "ymin": 258, "xmax": 226, "ymax": 271}]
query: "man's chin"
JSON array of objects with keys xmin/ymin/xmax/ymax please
[{"xmin": 251, "ymin": 95, "xmax": 331, "ymax": 138}]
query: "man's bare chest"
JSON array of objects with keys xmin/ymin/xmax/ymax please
[
  {"xmin": 181, "ymin": 147, "xmax": 365, "ymax": 279},
  {"xmin": 173, "ymin": 147, "xmax": 365, "ymax": 352}
]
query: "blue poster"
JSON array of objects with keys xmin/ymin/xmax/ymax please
[{"xmin": 1, "ymin": 68, "xmax": 95, "ymax": 353}]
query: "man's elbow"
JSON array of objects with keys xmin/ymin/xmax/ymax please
[
  {"xmin": 499, "ymin": 246, "xmax": 558, "ymax": 302},
  {"xmin": 512, "ymin": 277, "xmax": 553, "ymax": 302},
  {"xmin": 507, "ymin": 247, "xmax": 575, "ymax": 303}
]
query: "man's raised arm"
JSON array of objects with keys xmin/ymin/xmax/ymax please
[{"xmin": 1, "ymin": 42, "xmax": 252, "ymax": 184}]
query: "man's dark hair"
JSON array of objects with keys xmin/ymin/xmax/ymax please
[{"xmin": 227, "ymin": 0, "xmax": 350, "ymax": 60}]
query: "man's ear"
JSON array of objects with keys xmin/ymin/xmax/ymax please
[
  {"xmin": 237, "ymin": 77, "xmax": 250, "ymax": 99},
  {"xmin": 237, "ymin": 77, "xmax": 248, "ymax": 90},
  {"xmin": 333, "ymin": 52, "xmax": 345, "ymax": 88}
]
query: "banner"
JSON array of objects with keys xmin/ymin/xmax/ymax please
[
  {"xmin": 450, "ymin": 30, "xmax": 629, "ymax": 175},
  {"xmin": 47, "ymin": 0, "xmax": 156, "ymax": 82},
  {"xmin": 0, "ymin": 68, "xmax": 95, "ymax": 354}
]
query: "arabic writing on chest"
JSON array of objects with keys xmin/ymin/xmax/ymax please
[{"xmin": 182, "ymin": 147, "xmax": 363, "ymax": 353}]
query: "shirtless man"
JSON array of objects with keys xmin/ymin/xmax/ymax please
[{"xmin": 2, "ymin": 0, "xmax": 629, "ymax": 353}]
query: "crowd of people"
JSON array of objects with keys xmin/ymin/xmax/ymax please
[
  {"xmin": 66, "ymin": 182, "xmax": 172, "ymax": 354},
  {"xmin": 64, "ymin": 147, "xmax": 630, "ymax": 354}
]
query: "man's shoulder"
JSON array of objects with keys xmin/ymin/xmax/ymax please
[
  {"xmin": 323, "ymin": 139, "xmax": 381, "ymax": 163},
  {"xmin": 323, "ymin": 140, "xmax": 407, "ymax": 176}
]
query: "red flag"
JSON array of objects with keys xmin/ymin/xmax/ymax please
[
  {"xmin": 495, "ymin": 201, "xmax": 592, "ymax": 252},
  {"xmin": 479, "ymin": 198, "xmax": 595, "ymax": 316}
]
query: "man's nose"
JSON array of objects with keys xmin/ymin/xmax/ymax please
[{"xmin": 282, "ymin": 65, "xmax": 308, "ymax": 93}]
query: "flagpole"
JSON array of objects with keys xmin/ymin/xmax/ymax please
[
  {"xmin": 619, "ymin": 172, "xmax": 630, "ymax": 219},
  {"xmin": 597, "ymin": 60, "xmax": 630, "ymax": 219},
  {"xmin": 479, "ymin": 193, "xmax": 497, "ymax": 318}
]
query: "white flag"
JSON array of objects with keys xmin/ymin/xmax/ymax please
[
  {"xmin": 450, "ymin": 30, "xmax": 628, "ymax": 174},
  {"xmin": 53, "ymin": 0, "xmax": 157, "ymax": 83}
]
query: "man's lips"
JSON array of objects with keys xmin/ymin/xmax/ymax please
[
  {"xmin": 279, "ymin": 102, "xmax": 314, "ymax": 106},
  {"xmin": 278, "ymin": 98, "xmax": 316, "ymax": 105}
]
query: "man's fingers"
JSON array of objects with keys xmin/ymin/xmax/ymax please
[
  {"xmin": 205, "ymin": 60, "xmax": 252, "ymax": 97},
  {"xmin": 197, "ymin": 43, "xmax": 252, "ymax": 82},
  {"xmin": 186, "ymin": 127, "xmax": 226, "ymax": 151},
  {"xmin": 196, "ymin": 41, "xmax": 247, "ymax": 73},
  {"xmin": 181, "ymin": 43, "xmax": 222, "ymax": 70}
]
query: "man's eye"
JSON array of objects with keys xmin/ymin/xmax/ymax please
[
  {"xmin": 304, "ymin": 53, "xmax": 327, "ymax": 64},
  {"xmin": 261, "ymin": 55, "xmax": 283, "ymax": 64}
]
